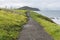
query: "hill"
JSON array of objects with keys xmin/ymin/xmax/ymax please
[{"xmin": 17, "ymin": 6, "xmax": 40, "ymax": 11}]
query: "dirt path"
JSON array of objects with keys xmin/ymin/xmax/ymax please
[{"xmin": 18, "ymin": 13, "xmax": 54, "ymax": 40}]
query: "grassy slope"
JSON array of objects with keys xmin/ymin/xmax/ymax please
[
  {"xmin": 30, "ymin": 12, "xmax": 60, "ymax": 40},
  {"xmin": 0, "ymin": 10, "xmax": 27, "ymax": 40}
]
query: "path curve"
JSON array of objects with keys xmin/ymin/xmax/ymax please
[{"xmin": 18, "ymin": 13, "xmax": 54, "ymax": 40}]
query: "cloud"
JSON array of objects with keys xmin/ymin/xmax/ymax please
[
  {"xmin": 45, "ymin": 2, "xmax": 60, "ymax": 10},
  {"xmin": 0, "ymin": 0, "xmax": 60, "ymax": 10}
]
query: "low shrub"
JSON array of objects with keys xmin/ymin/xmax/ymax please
[{"xmin": 0, "ymin": 10, "xmax": 27, "ymax": 40}]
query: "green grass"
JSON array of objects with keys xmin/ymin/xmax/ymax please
[
  {"xmin": 0, "ymin": 10, "xmax": 27, "ymax": 40},
  {"xmin": 30, "ymin": 11, "xmax": 60, "ymax": 40},
  {"xmin": 15, "ymin": 10, "xmax": 27, "ymax": 15}
]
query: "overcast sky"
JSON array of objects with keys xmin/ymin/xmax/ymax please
[{"xmin": 0, "ymin": 0, "xmax": 60, "ymax": 10}]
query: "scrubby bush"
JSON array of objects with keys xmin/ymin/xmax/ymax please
[{"xmin": 0, "ymin": 10, "xmax": 27, "ymax": 40}]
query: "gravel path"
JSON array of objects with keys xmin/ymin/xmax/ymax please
[{"xmin": 18, "ymin": 13, "xmax": 54, "ymax": 40}]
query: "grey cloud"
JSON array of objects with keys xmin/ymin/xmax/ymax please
[{"xmin": 0, "ymin": 0, "xmax": 60, "ymax": 10}]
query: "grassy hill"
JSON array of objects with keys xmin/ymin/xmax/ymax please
[
  {"xmin": 0, "ymin": 9, "xmax": 60, "ymax": 40},
  {"xmin": 30, "ymin": 11, "xmax": 60, "ymax": 40},
  {"xmin": 0, "ymin": 9, "xmax": 27, "ymax": 40}
]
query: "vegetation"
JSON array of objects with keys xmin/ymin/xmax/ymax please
[
  {"xmin": 0, "ymin": 9, "xmax": 27, "ymax": 40},
  {"xmin": 1, "ymin": 8, "xmax": 60, "ymax": 40},
  {"xmin": 30, "ymin": 11, "xmax": 60, "ymax": 40}
]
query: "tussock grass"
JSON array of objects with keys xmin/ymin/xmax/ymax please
[{"xmin": 0, "ymin": 10, "xmax": 27, "ymax": 40}]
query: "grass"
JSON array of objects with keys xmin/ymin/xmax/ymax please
[
  {"xmin": 15, "ymin": 10, "xmax": 27, "ymax": 15},
  {"xmin": 0, "ymin": 9, "xmax": 27, "ymax": 40},
  {"xmin": 30, "ymin": 11, "xmax": 60, "ymax": 40}
]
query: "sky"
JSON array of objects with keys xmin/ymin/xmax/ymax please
[{"xmin": 0, "ymin": 0, "xmax": 60, "ymax": 10}]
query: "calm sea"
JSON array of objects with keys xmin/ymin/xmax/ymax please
[{"xmin": 36, "ymin": 10, "xmax": 60, "ymax": 18}]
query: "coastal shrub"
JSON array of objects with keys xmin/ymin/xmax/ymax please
[{"xmin": 0, "ymin": 10, "xmax": 27, "ymax": 40}]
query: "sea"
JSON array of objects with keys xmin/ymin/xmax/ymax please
[{"xmin": 35, "ymin": 10, "xmax": 60, "ymax": 25}]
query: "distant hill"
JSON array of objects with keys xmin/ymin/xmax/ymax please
[{"xmin": 17, "ymin": 6, "xmax": 40, "ymax": 11}]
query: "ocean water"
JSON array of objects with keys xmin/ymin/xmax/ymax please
[
  {"xmin": 36, "ymin": 10, "xmax": 60, "ymax": 25},
  {"xmin": 36, "ymin": 10, "xmax": 60, "ymax": 18}
]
